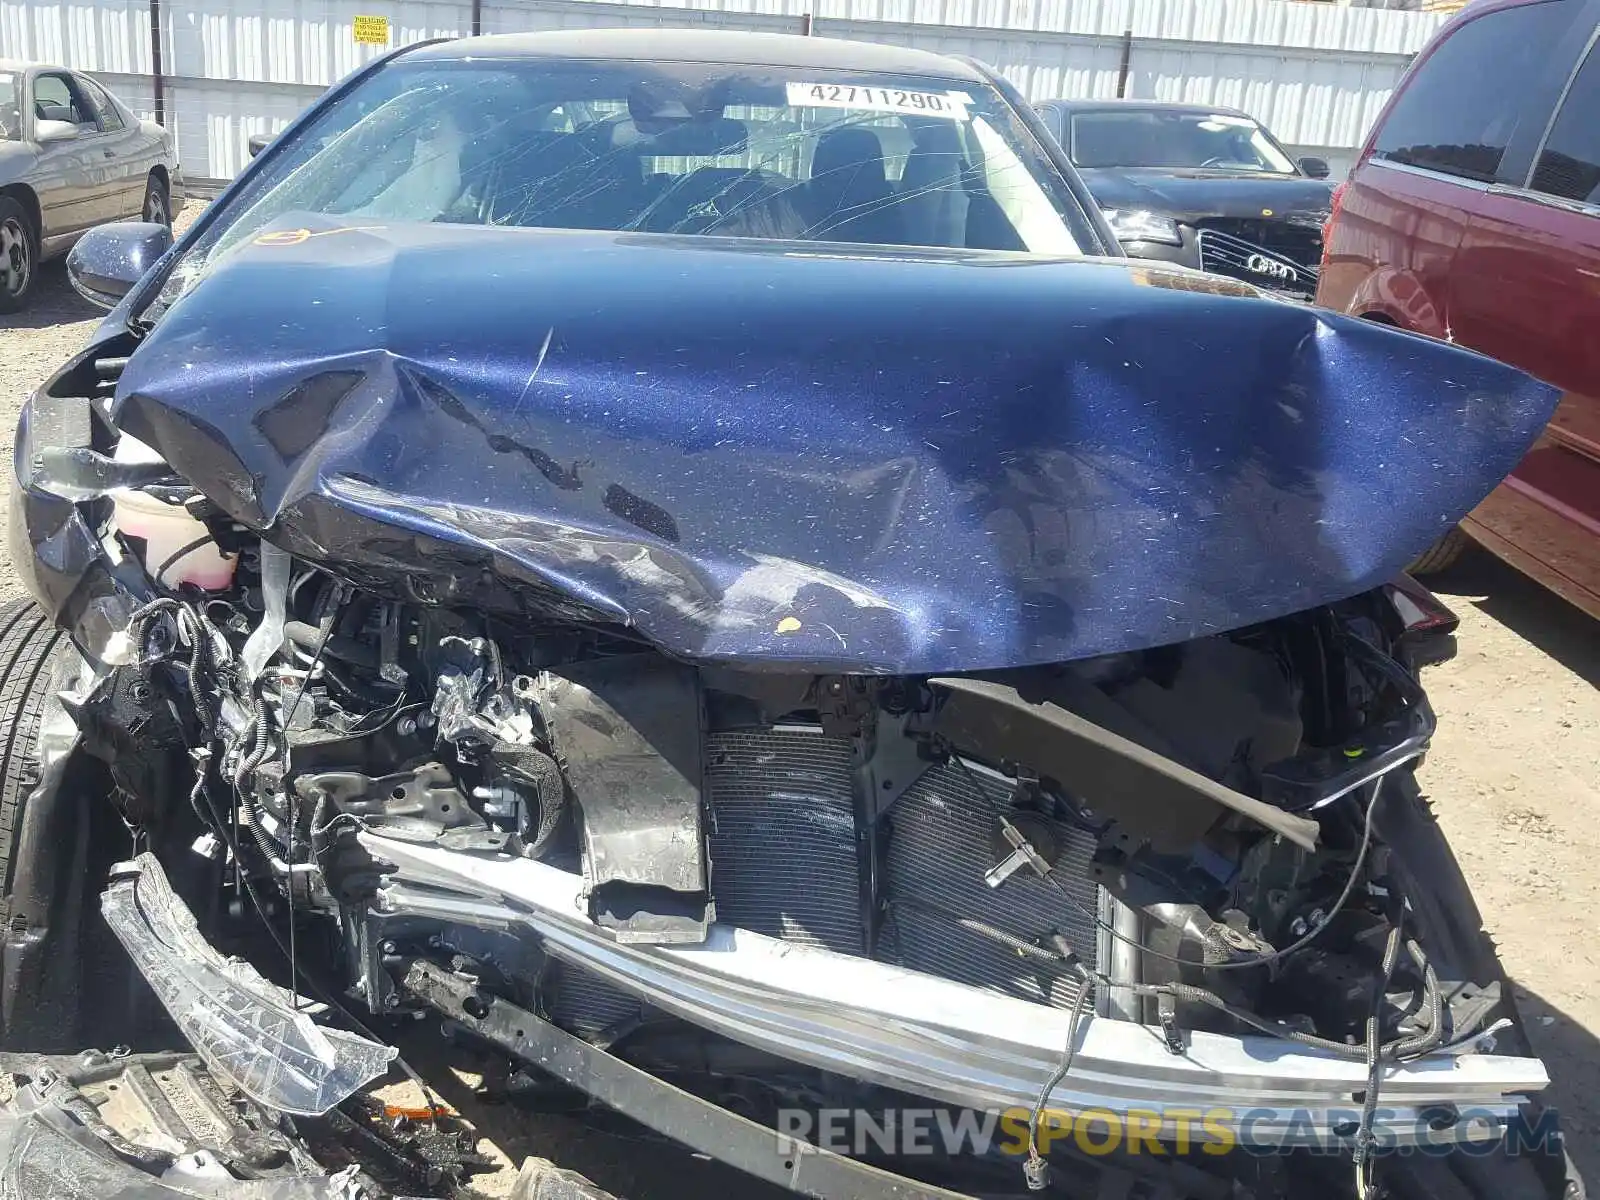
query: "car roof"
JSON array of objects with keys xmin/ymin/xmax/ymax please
[
  {"xmin": 0, "ymin": 60, "xmax": 68, "ymax": 74},
  {"xmin": 403, "ymin": 28, "xmax": 990, "ymax": 82},
  {"xmin": 1426, "ymin": 0, "xmax": 1571, "ymax": 36},
  {"xmin": 1041, "ymin": 98, "xmax": 1257, "ymax": 121},
  {"xmin": 1450, "ymin": 0, "xmax": 1569, "ymax": 12}
]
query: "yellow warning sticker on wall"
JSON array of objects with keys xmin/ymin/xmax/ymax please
[{"xmin": 353, "ymin": 14, "xmax": 389, "ymax": 44}]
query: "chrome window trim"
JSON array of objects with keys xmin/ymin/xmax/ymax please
[
  {"xmin": 1486, "ymin": 182, "xmax": 1600, "ymax": 219},
  {"xmin": 1367, "ymin": 157, "xmax": 1493, "ymax": 192}
]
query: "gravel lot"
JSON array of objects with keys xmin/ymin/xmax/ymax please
[{"xmin": 1, "ymin": 240, "xmax": 1595, "ymax": 1193}]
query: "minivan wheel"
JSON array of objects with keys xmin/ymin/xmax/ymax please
[
  {"xmin": 1408, "ymin": 526, "xmax": 1472, "ymax": 576},
  {"xmin": 0, "ymin": 198, "xmax": 37, "ymax": 314}
]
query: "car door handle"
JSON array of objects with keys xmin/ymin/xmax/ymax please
[{"xmin": 102, "ymin": 149, "xmax": 115, "ymax": 158}]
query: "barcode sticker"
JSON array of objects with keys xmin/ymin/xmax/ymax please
[{"xmin": 786, "ymin": 82, "xmax": 972, "ymax": 121}]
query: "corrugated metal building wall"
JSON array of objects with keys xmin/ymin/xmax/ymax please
[{"xmin": 1, "ymin": 0, "xmax": 1448, "ymax": 183}]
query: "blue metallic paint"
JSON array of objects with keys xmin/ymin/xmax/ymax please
[
  {"xmin": 110, "ymin": 217, "xmax": 1557, "ymax": 673},
  {"xmin": 66, "ymin": 221, "xmax": 174, "ymax": 309}
]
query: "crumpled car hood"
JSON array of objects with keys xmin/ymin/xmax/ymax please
[{"xmin": 113, "ymin": 217, "xmax": 1557, "ymax": 673}]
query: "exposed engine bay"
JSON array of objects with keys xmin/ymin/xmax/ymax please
[{"xmin": 49, "ymin": 524, "xmax": 1550, "ymax": 1199}]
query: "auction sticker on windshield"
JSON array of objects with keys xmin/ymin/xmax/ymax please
[{"xmin": 786, "ymin": 82, "xmax": 971, "ymax": 120}]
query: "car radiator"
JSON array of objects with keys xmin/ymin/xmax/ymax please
[
  {"xmin": 546, "ymin": 726, "xmax": 1102, "ymax": 1033},
  {"xmin": 708, "ymin": 727, "xmax": 1101, "ymax": 1007},
  {"xmin": 548, "ymin": 725, "xmax": 862, "ymax": 1035},
  {"xmin": 543, "ymin": 960, "xmax": 643, "ymax": 1039},
  {"xmin": 706, "ymin": 727, "xmax": 863, "ymax": 954},
  {"xmin": 881, "ymin": 761, "xmax": 1100, "ymax": 1009}
]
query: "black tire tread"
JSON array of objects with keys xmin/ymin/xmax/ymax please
[
  {"xmin": 1408, "ymin": 526, "xmax": 1472, "ymax": 576},
  {"xmin": 0, "ymin": 598, "xmax": 66, "ymax": 900}
]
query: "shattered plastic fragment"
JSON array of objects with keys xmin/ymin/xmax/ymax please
[
  {"xmin": 101, "ymin": 628, "xmax": 138, "ymax": 667},
  {"xmin": 100, "ymin": 853, "xmax": 396, "ymax": 1115}
]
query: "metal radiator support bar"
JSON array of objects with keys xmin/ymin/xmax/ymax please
[{"xmin": 402, "ymin": 960, "xmax": 975, "ymax": 1200}]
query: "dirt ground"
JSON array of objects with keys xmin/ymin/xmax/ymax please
[{"xmin": 1, "ymin": 244, "xmax": 1595, "ymax": 1195}]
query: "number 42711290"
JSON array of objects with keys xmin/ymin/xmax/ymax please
[{"xmin": 784, "ymin": 82, "xmax": 972, "ymax": 120}]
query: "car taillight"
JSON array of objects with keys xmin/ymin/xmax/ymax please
[
  {"xmin": 1321, "ymin": 181, "xmax": 1348, "ymax": 269},
  {"xmin": 1385, "ymin": 575, "xmax": 1460, "ymax": 669},
  {"xmin": 1386, "ymin": 576, "xmax": 1458, "ymax": 637}
]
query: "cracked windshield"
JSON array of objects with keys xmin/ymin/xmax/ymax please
[{"xmin": 154, "ymin": 59, "xmax": 1084, "ymax": 315}]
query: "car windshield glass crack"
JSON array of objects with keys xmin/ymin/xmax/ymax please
[{"xmin": 150, "ymin": 59, "xmax": 1084, "ymax": 320}]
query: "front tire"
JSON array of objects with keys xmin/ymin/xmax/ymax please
[
  {"xmin": 0, "ymin": 197, "xmax": 37, "ymax": 314},
  {"xmin": 0, "ymin": 599, "xmax": 67, "ymax": 899},
  {"xmin": 0, "ymin": 598, "xmax": 138, "ymax": 1052}
]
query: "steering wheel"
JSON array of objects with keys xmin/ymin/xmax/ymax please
[{"xmin": 1200, "ymin": 156, "xmax": 1232, "ymax": 168}]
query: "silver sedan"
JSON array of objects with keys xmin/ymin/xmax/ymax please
[{"xmin": 0, "ymin": 61, "xmax": 183, "ymax": 312}]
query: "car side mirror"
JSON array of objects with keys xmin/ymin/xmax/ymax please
[
  {"xmin": 248, "ymin": 132, "xmax": 272, "ymax": 158},
  {"xmin": 1297, "ymin": 155, "xmax": 1331, "ymax": 180},
  {"xmin": 66, "ymin": 221, "xmax": 174, "ymax": 310},
  {"xmin": 34, "ymin": 119, "xmax": 80, "ymax": 145}
]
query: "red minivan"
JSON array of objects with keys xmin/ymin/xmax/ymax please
[{"xmin": 1318, "ymin": 0, "xmax": 1600, "ymax": 617}]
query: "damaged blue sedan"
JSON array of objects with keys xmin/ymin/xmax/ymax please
[{"xmin": 1, "ymin": 27, "xmax": 1582, "ymax": 1200}]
